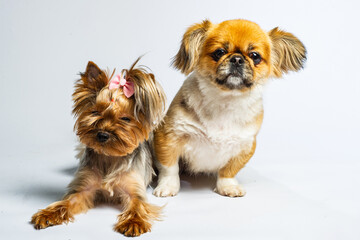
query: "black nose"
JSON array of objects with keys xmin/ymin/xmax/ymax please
[
  {"xmin": 96, "ymin": 132, "xmax": 109, "ymax": 142},
  {"xmin": 230, "ymin": 55, "xmax": 244, "ymax": 65}
]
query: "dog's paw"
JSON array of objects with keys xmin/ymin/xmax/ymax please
[
  {"xmin": 153, "ymin": 176, "xmax": 180, "ymax": 197},
  {"xmin": 114, "ymin": 215, "xmax": 150, "ymax": 237},
  {"xmin": 153, "ymin": 184, "xmax": 179, "ymax": 197},
  {"xmin": 31, "ymin": 201, "xmax": 73, "ymax": 229},
  {"xmin": 214, "ymin": 178, "xmax": 246, "ymax": 197}
]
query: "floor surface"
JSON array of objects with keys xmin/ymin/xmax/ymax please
[{"xmin": 1, "ymin": 143, "xmax": 359, "ymax": 240}]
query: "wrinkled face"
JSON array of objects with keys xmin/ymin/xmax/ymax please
[
  {"xmin": 76, "ymin": 89, "xmax": 148, "ymax": 157},
  {"xmin": 197, "ymin": 20, "xmax": 271, "ymax": 91}
]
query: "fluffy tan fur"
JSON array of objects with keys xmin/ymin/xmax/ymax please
[
  {"xmin": 172, "ymin": 20, "xmax": 212, "ymax": 75},
  {"xmin": 268, "ymin": 27, "xmax": 307, "ymax": 77},
  {"xmin": 31, "ymin": 59, "xmax": 166, "ymax": 237},
  {"xmin": 153, "ymin": 19, "xmax": 306, "ymax": 198}
]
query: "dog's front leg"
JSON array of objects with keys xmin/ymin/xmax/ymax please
[
  {"xmin": 152, "ymin": 127, "xmax": 188, "ymax": 197},
  {"xmin": 215, "ymin": 140, "xmax": 257, "ymax": 197},
  {"xmin": 111, "ymin": 172, "xmax": 162, "ymax": 237},
  {"xmin": 31, "ymin": 168, "xmax": 101, "ymax": 229}
]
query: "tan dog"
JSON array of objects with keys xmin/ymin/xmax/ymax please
[{"xmin": 153, "ymin": 19, "xmax": 306, "ymax": 198}]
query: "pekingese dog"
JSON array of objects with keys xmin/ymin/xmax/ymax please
[{"xmin": 152, "ymin": 19, "xmax": 306, "ymax": 197}]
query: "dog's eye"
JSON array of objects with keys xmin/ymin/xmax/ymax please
[
  {"xmin": 249, "ymin": 52, "xmax": 261, "ymax": 65},
  {"xmin": 121, "ymin": 117, "xmax": 131, "ymax": 122},
  {"xmin": 212, "ymin": 48, "xmax": 227, "ymax": 61}
]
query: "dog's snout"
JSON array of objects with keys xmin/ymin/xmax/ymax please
[
  {"xmin": 230, "ymin": 56, "xmax": 244, "ymax": 65},
  {"xmin": 96, "ymin": 132, "xmax": 109, "ymax": 142}
]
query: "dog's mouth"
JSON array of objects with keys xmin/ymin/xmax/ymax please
[
  {"xmin": 77, "ymin": 132, "xmax": 125, "ymax": 157},
  {"xmin": 215, "ymin": 74, "xmax": 253, "ymax": 90}
]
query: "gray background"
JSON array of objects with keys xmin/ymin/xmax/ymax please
[{"xmin": 1, "ymin": 0, "xmax": 359, "ymax": 239}]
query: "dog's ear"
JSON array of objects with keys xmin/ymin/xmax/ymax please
[
  {"xmin": 82, "ymin": 61, "xmax": 108, "ymax": 91},
  {"xmin": 129, "ymin": 68, "xmax": 166, "ymax": 130},
  {"xmin": 72, "ymin": 61, "xmax": 108, "ymax": 116},
  {"xmin": 268, "ymin": 27, "xmax": 307, "ymax": 78},
  {"xmin": 172, "ymin": 20, "xmax": 212, "ymax": 75}
]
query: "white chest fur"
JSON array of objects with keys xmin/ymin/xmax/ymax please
[{"xmin": 179, "ymin": 75, "xmax": 263, "ymax": 173}]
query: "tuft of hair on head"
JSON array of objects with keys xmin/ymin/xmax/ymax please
[
  {"xmin": 124, "ymin": 57, "xmax": 166, "ymax": 129},
  {"xmin": 172, "ymin": 20, "xmax": 213, "ymax": 75},
  {"xmin": 268, "ymin": 27, "xmax": 307, "ymax": 78},
  {"xmin": 72, "ymin": 61, "xmax": 108, "ymax": 117}
]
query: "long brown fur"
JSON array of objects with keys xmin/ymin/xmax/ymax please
[{"xmin": 31, "ymin": 59, "xmax": 166, "ymax": 237}]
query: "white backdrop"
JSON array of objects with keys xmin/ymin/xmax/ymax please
[{"xmin": 0, "ymin": 0, "xmax": 359, "ymax": 239}]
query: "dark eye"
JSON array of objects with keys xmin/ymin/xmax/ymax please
[
  {"xmin": 121, "ymin": 117, "xmax": 131, "ymax": 122},
  {"xmin": 211, "ymin": 48, "xmax": 227, "ymax": 61},
  {"xmin": 249, "ymin": 52, "xmax": 261, "ymax": 65}
]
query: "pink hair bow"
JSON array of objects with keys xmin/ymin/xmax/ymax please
[{"xmin": 109, "ymin": 73, "xmax": 135, "ymax": 98}]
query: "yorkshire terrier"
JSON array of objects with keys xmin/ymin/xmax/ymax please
[{"xmin": 31, "ymin": 58, "xmax": 166, "ymax": 237}]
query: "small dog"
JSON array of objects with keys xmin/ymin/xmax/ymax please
[
  {"xmin": 153, "ymin": 19, "xmax": 306, "ymax": 198},
  {"xmin": 31, "ymin": 58, "xmax": 166, "ymax": 237}
]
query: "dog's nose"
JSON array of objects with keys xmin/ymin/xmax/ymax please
[
  {"xmin": 96, "ymin": 132, "xmax": 109, "ymax": 142},
  {"xmin": 230, "ymin": 55, "xmax": 244, "ymax": 65}
]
